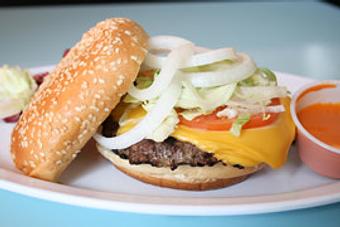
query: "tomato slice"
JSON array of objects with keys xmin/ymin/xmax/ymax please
[{"xmin": 178, "ymin": 98, "xmax": 280, "ymax": 131}]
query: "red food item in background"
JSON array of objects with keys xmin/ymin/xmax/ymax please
[
  {"xmin": 33, "ymin": 72, "xmax": 49, "ymax": 85},
  {"xmin": 3, "ymin": 112, "xmax": 21, "ymax": 123},
  {"xmin": 63, "ymin": 48, "xmax": 70, "ymax": 58}
]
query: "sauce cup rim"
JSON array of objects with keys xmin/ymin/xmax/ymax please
[{"xmin": 290, "ymin": 80, "xmax": 340, "ymax": 155}]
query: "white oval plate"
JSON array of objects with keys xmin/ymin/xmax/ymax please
[{"xmin": 1, "ymin": 66, "xmax": 340, "ymax": 216}]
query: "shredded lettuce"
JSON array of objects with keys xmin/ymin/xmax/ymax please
[
  {"xmin": 239, "ymin": 68, "xmax": 277, "ymax": 87},
  {"xmin": 122, "ymin": 65, "xmax": 284, "ymax": 140},
  {"xmin": 125, "ymin": 74, "xmax": 237, "ymax": 116},
  {"xmin": 134, "ymin": 76, "xmax": 153, "ymax": 89},
  {"xmin": 234, "ymin": 86, "xmax": 288, "ymax": 104},
  {"xmin": 176, "ymin": 80, "xmax": 237, "ymax": 112},
  {"xmin": 230, "ymin": 113, "xmax": 250, "ymax": 136},
  {"xmin": 0, "ymin": 65, "xmax": 37, "ymax": 118},
  {"xmin": 135, "ymin": 70, "xmax": 160, "ymax": 89}
]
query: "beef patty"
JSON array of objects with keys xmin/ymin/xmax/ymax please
[{"xmin": 101, "ymin": 116, "xmax": 221, "ymax": 170}]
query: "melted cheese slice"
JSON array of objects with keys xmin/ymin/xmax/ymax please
[{"xmin": 116, "ymin": 98, "xmax": 295, "ymax": 168}]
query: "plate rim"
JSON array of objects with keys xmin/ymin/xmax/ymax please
[
  {"xmin": 1, "ymin": 167, "xmax": 340, "ymax": 216},
  {"xmin": 1, "ymin": 66, "xmax": 339, "ymax": 216}
]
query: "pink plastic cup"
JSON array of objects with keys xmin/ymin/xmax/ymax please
[{"xmin": 290, "ymin": 80, "xmax": 340, "ymax": 179}]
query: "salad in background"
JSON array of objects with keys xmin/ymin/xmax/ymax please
[
  {"xmin": 0, "ymin": 49, "xmax": 69, "ymax": 123},
  {"xmin": 0, "ymin": 65, "xmax": 37, "ymax": 122}
]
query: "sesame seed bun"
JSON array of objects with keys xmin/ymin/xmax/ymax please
[
  {"xmin": 97, "ymin": 144, "xmax": 263, "ymax": 191},
  {"xmin": 10, "ymin": 18, "xmax": 149, "ymax": 182}
]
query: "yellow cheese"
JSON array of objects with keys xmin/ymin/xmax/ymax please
[{"xmin": 116, "ymin": 98, "xmax": 295, "ymax": 168}]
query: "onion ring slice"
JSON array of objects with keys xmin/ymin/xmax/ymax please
[
  {"xmin": 185, "ymin": 53, "xmax": 257, "ymax": 88},
  {"xmin": 93, "ymin": 74, "xmax": 182, "ymax": 150},
  {"xmin": 148, "ymin": 35, "xmax": 193, "ymax": 50},
  {"xmin": 128, "ymin": 43, "xmax": 194, "ymax": 101},
  {"xmin": 144, "ymin": 48, "xmax": 238, "ymax": 69}
]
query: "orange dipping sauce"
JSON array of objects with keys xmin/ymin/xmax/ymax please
[{"xmin": 298, "ymin": 103, "xmax": 340, "ymax": 148}]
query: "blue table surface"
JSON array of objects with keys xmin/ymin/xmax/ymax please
[{"xmin": 1, "ymin": 1, "xmax": 340, "ymax": 227}]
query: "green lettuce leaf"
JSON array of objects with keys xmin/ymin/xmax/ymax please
[
  {"xmin": 0, "ymin": 65, "xmax": 37, "ymax": 118},
  {"xmin": 234, "ymin": 86, "xmax": 288, "ymax": 104},
  {"xmin": 239, "ymin": 68, "xmax": 277, "ymax": 87},
  {"xmin": 230, "ymin": 113, "xmax": 250, "ymax": 136},
  {"xmin": 176, "ymin": 80, "xmax": 237, "ymax": 113}
]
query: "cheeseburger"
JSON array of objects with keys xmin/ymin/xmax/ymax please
[{"xmin": 11, "ymin": 18, "xmax": 295, "ymax": 190}]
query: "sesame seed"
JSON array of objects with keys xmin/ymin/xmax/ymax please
[
  {"xmin": 81, "ymin": 81, "xmax": 88, "ymax": 89},
  {"xmin": 104, "ymin": 108, "xmax": 110, "ymax": 112},
  {"xmin": 124, "ymin": 30, "xmax": 132, "ymax": 36},
  {"xmin": 79, "ymin": 93, "xmax": 86, "ymax": 100},
  {"xmin": 130, "ymin": 55, "xmax": 138, "ymax": 62},
  {"xmin": 29, "ymin": 161, "xmax": 36, "ymax": 168},
  {"xmin": 90, "ymin": 106, "xmax": 100, "ymax": 112},
  {"xmin": 56, "ymin": 160, "xmax": 62, "ymax": 166},
  {"xmin": 117, "ymin": 79, "xmax": 123, "ymax": 86}
]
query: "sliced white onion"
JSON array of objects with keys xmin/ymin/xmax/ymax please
[
  {"xmin": 222, "ymin": 100, "xmax": 286, "ymax": 114},
  {"xmin": 194, "ymin": 46, "xmax": 209, "ymax": 53},
  {"xmin": 93, "ymin": 75, "xmax": 182, "ymax": 150},
  {"xmin": 216, "ymin": 104, "xmax": 285, "ymax": 119},
  {"xmin": 128, "ymin": 43, "xmax": 194, "ymax": 101},
  {"xmin": 216, "ymin": 107, "xmax": 238, "ymax": 118},
  {"xmin": 184, "ymin": 53, "xmax": 257, "ymax": 88},
  {"xmin": 235, "ymin": 86, "xmax": 288, "ymax": 102},
  {"xmin": 144, "ymin": 48, "xmax": 238, "ymax": 69},
  {"xmin": 147, "ymin": 35, "xmax": 193, "ymax": 50},
  {"xmin": 265, "ymin": 105, "xmax": 286, "ymax": 113}
]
